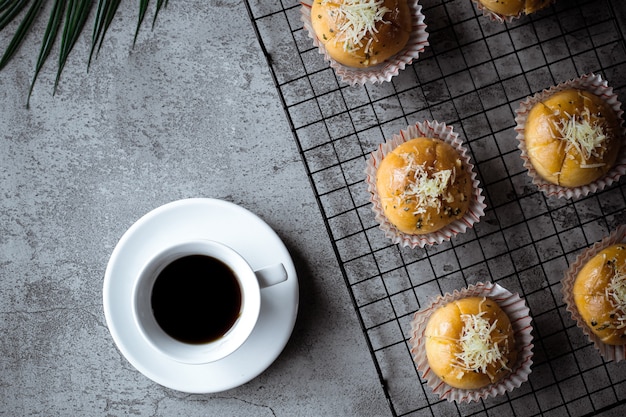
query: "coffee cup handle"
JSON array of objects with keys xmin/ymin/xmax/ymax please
[{"xmin": 255, "ymin": 263, "xmax": 288, "ymax": 289}]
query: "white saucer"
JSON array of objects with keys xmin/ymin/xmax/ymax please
[{"xmin": 103, "ymin": 198, "xmax": 299, "ymax": 393}]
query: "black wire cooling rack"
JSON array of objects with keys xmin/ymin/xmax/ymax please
[{"xmin": 244, "ymin": 1, "xmax": 626, "ymax": 415}]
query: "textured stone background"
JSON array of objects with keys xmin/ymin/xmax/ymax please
[{"xmin": 0, "ymin": 1, "xmax": 389, "ymax": 415}]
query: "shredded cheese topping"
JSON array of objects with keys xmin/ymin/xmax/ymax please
[
  {"xmin": 394, "ymin": 153, "xmax": 453, "ymax": 215},
  {"xmin": 452, "ymin": 299, "xmax": 510, "ymax": 379},
  {"xmin": 557, "ymin": 110, "xmax": 608, "ymax": 168},
  {"xmin": 324, "ymin": 0, "xmax": 391, "ymax": 51},
  {"xmin": 606, "ymin": 259, "xmax": 626, "ymax": 330}
]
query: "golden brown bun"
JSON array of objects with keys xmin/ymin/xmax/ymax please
[
  {"xmin": 424, "ymin": 297, "xmax": 517, "ymax": 390},
  {"xmin": 573, "ymin": 244, "xmax": 626, "ymax": 345},
  {"xmin": 524, "ymin": 88, "xmax": 622, "ymax": 188},
  {"xmin": 479, "ymin": 0, "xmax": 552, "ymax": 16},
  {"xmin": 375, "ymin": 137, "xmax": 472, "ymax": 235},
  {"xmin": 524, "ymin": 0, "xmax": 553, "ymax": 14},
  {"xmin": 310, "ymin": 0, "xmax": 411, "ymax": 68}
]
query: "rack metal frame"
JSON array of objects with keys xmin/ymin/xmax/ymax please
[{"xmin": 245, "ymin": 1, "xmax": 626, "ymax": 415}]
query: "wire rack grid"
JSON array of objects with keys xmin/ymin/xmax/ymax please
[{"xmin": 244, "ymin": 0, "xmax": 626, "ymax": 416}]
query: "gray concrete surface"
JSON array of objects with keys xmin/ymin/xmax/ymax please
[{"xmin": 0, "ymin": 1, "xmax": 390, "ymax": 416}]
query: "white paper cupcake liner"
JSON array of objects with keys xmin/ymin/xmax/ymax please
[
  {"xmin": 365, "ymin": 120, "xmax": 486, "ymax": 248},
  {"xmin": 409, "ymin": 282, "xmax": 534, "ymax": 403},
  {"xmin": 514, "ymin": 73, "xmax": 626, "ymax": 199},
  {"xmin": 561, "ymin": 224, "xmax": 626, "ymax": 362},
  {"xmin": 300, "ymin": 0, "xmax": 429, "ymax": 85}
]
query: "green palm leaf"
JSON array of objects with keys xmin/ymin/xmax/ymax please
[
  {"xmin": 0, "ymin": 1, "xmax": 30, "ymax": 32},
  {"xmin": 0, "ymin": 0, "xmax": 41, "ymax": 69},
  {"xmin": 135, "ymin": 0, "xmax": 147, "ymax": 45},
  {"xmin": 0, "ymin": 0, "xmax": 169, "ymax": 107},
  {"xmin": 27, "ymin": 0, "xmax": 65, "ymax": 106},
  {"xmin": 152, "ymin": 0, "xmax": 167, "ymax": 28},
  {"xmin": 56, "ymin": 0, "xmax": 91, "ymax": 90},
  {"xmin": 89, "ymin": 0, "xmax": 120, "ymax": 66}
]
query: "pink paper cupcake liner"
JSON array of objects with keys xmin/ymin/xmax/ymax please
[
  {"xmin": 562, "ymin": 224, "xmax": 626, "ymax": 362},
  {"xmin": 300, "ymin": 0, "xmax": 429, "ymax": 85},
  {"xmin": 514, "ymin": 73, "xmax": 626, "ymax": 199},
  {"xmin": 409, "ymin": 282, "xmax": 534, "ymax": 403},
  {"xmin": 365, "ymin": 120, "xmax": 486, "ymax": 248}
]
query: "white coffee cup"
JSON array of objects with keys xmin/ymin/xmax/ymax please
[{"xmin": 133, "ymin": 239, "xmax": 287, "ymax": 364}]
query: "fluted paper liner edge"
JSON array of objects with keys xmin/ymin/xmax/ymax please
[
  {"xmin": 514, "ymin": 73, "xmax": 626, "ymax": 199},
  {"xmin": 365, "ymin": 120, "xmax": 486, "ymax": 248},
  {"xmin": 409, "ymin": 282, "xmax": 534, "ymax": 403},
  {"xmin": 300, "ymin": 0, "xmax": 429, "ymax": 85},
  {"xmin": 561, "ymin": 224, "xmax": 626, "ymax": 362}
]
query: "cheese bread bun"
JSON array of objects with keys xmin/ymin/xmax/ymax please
[
  {"xmin": 425, "ymin": 297, "xmax": 517, "ymax": 390},
  {"xmin": 524, "ymin": 88, "xmax": 622, "ymax": 188},
  {"xmin": 574, "ymin": 244, "xmax": 626, "ymax": 345},
  {"xmin": 375, "ymin": 137, "xmax": 472, "ymax": 235},
  {"xmin": 478, "ymin": 0, "xmax": 552, "ymax": 17},
  {"xmin": 310, "ymin": 0, "xmax": 411, "ymax": 68}
]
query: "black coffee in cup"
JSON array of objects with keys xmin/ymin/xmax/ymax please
[{"xmin": 150, "ymin": 255, "xmax": 242, "ymax": 344}]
